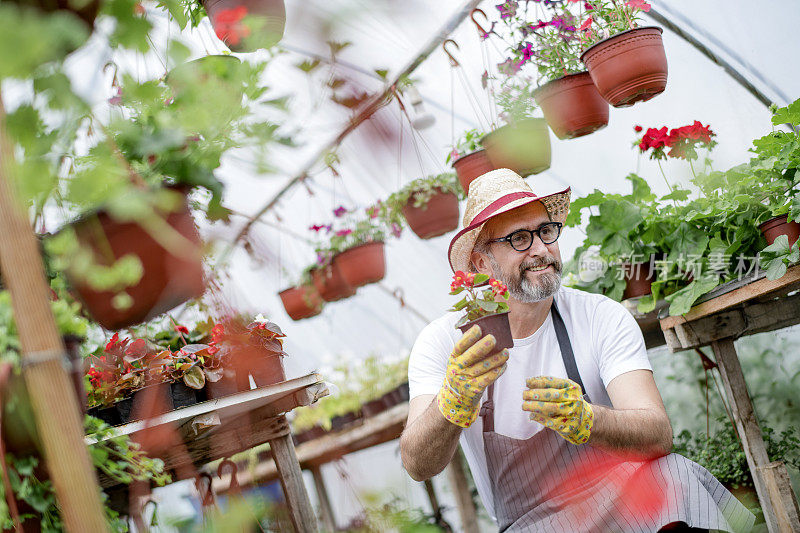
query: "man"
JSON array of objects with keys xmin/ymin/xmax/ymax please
[{"xmin": 400, "ymin": 169, "xmax": 754, "ymax": 532}]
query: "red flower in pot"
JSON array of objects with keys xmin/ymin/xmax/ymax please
[{"xmin": 450, "ymin": 271, "xmax": 513, "ymax": 354}]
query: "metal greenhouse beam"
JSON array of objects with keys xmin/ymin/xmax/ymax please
[
  {"xmin": 647, "ymin": 4, "xmax": 786, "ymax": 109},
  {"xmin": 0, "ymin": 93, "xmax": 109, "ymax": 531},
  {"xmin": 233, "ymin": 0, "xmax": 486, "ymax": 246}
]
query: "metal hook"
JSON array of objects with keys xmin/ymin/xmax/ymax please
[
  {"xmin": 442, "ymin": 39, "xmax": 460, "ymax": 67},
  {"xmin": 103, "ymin": 61, "xmax": 119, "ymax": 87},
  {"xmin": 217, "ymin": 458, "xmax": 240, "ymax": 494},
  {"xmin": 194, "ymin": 473, "xmax": 216, "ymax": 507},
  {"xmin": 471, "ymin": 8, "xmax": 490, "ymax": 36}
]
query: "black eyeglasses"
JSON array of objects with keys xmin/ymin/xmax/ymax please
[{"xmin": 488, "ymin": 222, "xmax": 563, "ymax": 252}]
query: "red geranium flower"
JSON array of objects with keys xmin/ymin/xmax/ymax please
[
  {"xmin": 213, "ymin": 6, "xmax": 250, "ymax": 47},
  {"xmin": 175, "ymin": 325, "xmax": 189, "ymax": 334}
]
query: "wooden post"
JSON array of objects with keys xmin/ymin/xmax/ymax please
[
  {"xmin": 269, "ymin": 420, "xmax": 318, "ymax": 533},
  {"xmin": 0, "ymin": 93, "xmax": 109, "ymax": 531},
  {"xmin": 711, "ymin": 338, "xmax": 800, "ymax": 533},
  {"xmin": 309, "ymin": 466, "xmax": 335, "ymax": 532},
  {"xmin": 445, "ymin": 447, "xmax": 479, "ymax": 533}
]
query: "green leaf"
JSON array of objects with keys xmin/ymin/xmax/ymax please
[
  {"xmin": 665, "ymin": 277, "xmax": 720, "ymax": 316},
  {"xmin": 477, "ymin": 300, "xmax": 499, "ymax": 312},
  {"xmin": 565, "ymin": 189, "xmax": 607, "ymax": 227},
  {"xmin": 451, "ymin": 297, "xmax": 468, "ymax": 311},
  {"xmin": 156, "ymin": 0, "xmax": 189, "ymax": 28},
  {"xmin": 473, "ymin": 273, "xmax": 489, "ymax": 284},
  {"xmin": 763, "ymin": 234, "xmax": 790, "ymax": 253},
  {"xmin": 662, "ymin": 188, "xmax": 691, "ymax": 202},
  {"xmin": 765, "ymin": 258, "xmax": 787, "ymax": 280},
  {"xmin": 772, "ymin": 100, "xmax": 800, "ymax": 127},
  {"xmin": 182, "ymin": 366, "xmax": 206, "ymax": 389}
]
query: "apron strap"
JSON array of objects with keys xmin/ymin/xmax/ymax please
[
  {"xmin": 481, "ymin": 297, "xmax": 588, "ymax": 434},
  {"xmin": 550, "ymin": 300, "xmax": 587, "ymax": 395}
]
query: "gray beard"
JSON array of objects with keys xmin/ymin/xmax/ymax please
[{"xmin": 488, "ymin": 254, "xmax": 562, "ymax": 303}]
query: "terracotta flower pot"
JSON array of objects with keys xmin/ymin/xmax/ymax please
[
  {"xmin": 202, "ymin": 0, "xmax": 286, "ymax": 52},
  {"xmin": 481, "ymin": 119, "xmax": 551, "ymax": 177},
  {"xmin": 279, "ymin": 285, "xmax": 323, "ymax": 320},
  {"xmin": 581, "ymin": 26, "xmax": 668, "ymax": 108},
  {"xmin": 334, "ymin": 241, "xmax": 386, "ymax": 288},
  {"xmin": 7, "ymin": 0, "xmax": 100, "ymax": 30},
  {"xmin": 65, "ymin": 190, "xmax": 205, "ymax": 330},
  {"xmin": 401, "ymin": 189, "xmax": 460, "ymax": 239},
  {"xmin": 250, "ymin": 353, "xmax": 286, "ymax": 388},
  {"xmin": 452, "ymin": 150, "xmax": 496, "ymax": 194},
  {"xmin": 311, "ymin": 262, "xmax": 355, "ymax": 302},
  {"xmin": 203, "ymin": 371, "xmax": 244, "ymax": 400},
  {"xmin": 457, "ymin": 311, "xmax": 513, "ymax": 356},
  {"xmin": 758, "ymin": 215, "xmax": 800, "ymax": 246},
  {"xmin": 621, "ymin": 261, "xmax": 655, "ymax": 299},
  {"xmin": 534, "ymin": 72, "xmax": 609, "ymax": 139}
]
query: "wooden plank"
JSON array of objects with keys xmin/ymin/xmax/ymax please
[
  {"xmin": 224, "ymin": 403, "xmax": 409, "ymax": 490},
  {"xmin": 310, "ymin": 466, "xmax": 336, "ymax": 532},
  {"xmin": 660, "ymin": 292, "xmax": 800, "ymax": 351},
  {"xmin": 757, "ymin": 462, "xmax": 800, "ymax": 533},
  {"xmin": 270, "ymin": 428, "xmax": 318, "ymax": 533},
  {"xmin": 0, "ymin": 94, "xmax": 109, "ymax": 532},
  {"xmin": 711, "ymin": 338, "xmax": 799, "ymax": 533},
  {"xmin": 87, "ymin": 374, "xmax": 323, "ymax": 443},
  {"xmin": 446, "ymin": 447, "xmax": 479, "ymax": 533},
  {"xmin": 660, "ymin": 264, "xmax": 800, "ymax": 330}
]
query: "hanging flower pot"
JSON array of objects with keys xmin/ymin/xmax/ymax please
[
  {"xmin": 534, "ymin": 72, "xmax": 609, "ymax": 139},
  {"xmin": 279, "ymin": 285, "xmax": 323, "ymax": 320},
  {"xmin": 334, "ymin": 241, "xmax": 386, "ymax": 288},
  {"xmin": 480, "ymin": 119, "xmax": 551, "ymax": 177},
  {"xmin": 581, "ymin": 27, "xmax": 668, "ymax": 108},
  {"xmin": 759, "ymin": 215, "xmax": 800, "ymax": 246},
  {"xmin": 451, "ymin": 149, "xmax": 496, "ymax": 194},
  {"xmin": 63, "ymin": 189, "xmax": 205, "ymax": 330},
  {"xmin": 311, "ymin": 262, "xmax": 355, "ymax": 302},
  {"xmin": 401, "ymin": 189, "xmax": 460, "ymax": 239},
  {"xmin": 621, "ymin": 261, "xmax": 655, "ymax": 300},
  {"xmin": 203, "ymin": 0, "xmax": 286, "ymax": 52},
  {"xmin": 457, "ymin": 311, "xmax": 513, "ymax": 356}
]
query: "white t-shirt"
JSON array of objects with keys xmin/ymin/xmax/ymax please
[{"xmin": 407, "ymin": 286, "xmax": 652, "ymax": 520}]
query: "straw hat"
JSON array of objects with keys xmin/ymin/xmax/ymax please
[{"xmin": 448, "ymin": 168, "xmax": 571, "ymax": 273}]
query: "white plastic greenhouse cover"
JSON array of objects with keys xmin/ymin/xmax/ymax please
[{"xmin": 14, "ymin": 0, "xmax": 800, "ymax": 377}]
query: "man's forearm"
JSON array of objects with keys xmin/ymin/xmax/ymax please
[
  {"xmin": 400, "ymin": 397, "xmax": 462, "ymax": 481},
  {"xmin": 587, "ymin": 404, "xmax": 673, "ymax": 460}
]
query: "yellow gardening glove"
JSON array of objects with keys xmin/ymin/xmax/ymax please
[
  {"xmin": 437, "ymin": 325, "xmax": 509, "ymax": 428},
  {"xmin": 522, "ymin": 376, "xmax": 594, "ymax": 445}
]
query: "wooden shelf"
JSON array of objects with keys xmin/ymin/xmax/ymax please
[
  {"xmin": 658, "ymin": 264, "xmax": 800, "ymax": 351},
  {"xmin": 213, "ymin": 402, "xmax": 409, "ymax": 493},
  {"xmin": 92, "ymin": 374, "xmax": 329, "ymax": 488}
]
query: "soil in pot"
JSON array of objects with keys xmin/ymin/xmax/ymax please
[
  {"xmin": 250, "ymin": 353, "xmax": 287, "ymax": 388},
  {"xmin": 203, "ymin": 0, "xmax": 286, "ymax": 52},
  {"xmin": 452, "ymin": 150, "xmax": 497, "ymax": 194},
  {"xmin": 116, "ymin": 383, "xmax": 174, "ymax": 424},
  {"xmin": 65, "ymin": 189, "xmax": 205, "ymax": 330},
  {"xmin": 621, "ymin": 261, "xmax": 655, "ymax": 300},
  {"xmin": 279, "ymin": 284, "xmax": 323, "ymax": 320},
  {"xmin": 334, "ymin": 241, "xmax": 386, "ymax": 288},
  {"xmin": 457, "ymin": 311, "xmax": 513, "ymax": 356},
  {"xmin": 401, "ymin": 189, "xmax": 460, "ymax": 239},
  {"xmin": 581, "ymin": 26, "xmax": 668, "ymax": 108},
  {"xmin": 481, "ymin": 119, "xmax": 551, "ymax": 177},
  {"xmin": 311, "ymin": 263, "xmax": 355, "ymax": 302},
  {"xmin": 534, "ymin": 72, "xmax": 609, "ymax": 139},
  {"xmin": 758, "ymin": 215, "xmax": 800, "ymax": 246}
]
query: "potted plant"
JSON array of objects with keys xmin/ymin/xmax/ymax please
[
  {"xmin": 279, "ymin": 267, "xmax": 324, "ymax": 320},
  {"xmin": 382, "ymin": 172, "xmax": 464, "ymax": 239},
  {"xmin": 448, "ymin": 129, "xmax": 495, "ymax": 194},
  {"xmin": 449, "ymin": 271, "xmax": 512, "ymax": 355},
  {"xmin": 327, "ymin": 206, "xmax": 388, "ymax": 289},
  {"xmin": 310, "ymin": 254, "xmax": 356, "ymax": 302},
  {"xmin": 481, "ymin": 83, "xmax": 551, "ymax": 177},
  {"xmin": 175, "ymin": 0, "xmax": 285, "ymax": 52},
  {"xmin": 578, "ymin": 0, "xmax": 667, "ymax": 107},
  {"xmin": 491, "ymin": 1, "xmax": 608, "ymax": 139}
]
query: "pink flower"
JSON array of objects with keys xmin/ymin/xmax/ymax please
[
  {"xmin": 333, "ymin": 206, "xmax": 347, "ymax": 218},
  {"xmin": 625, "ymin": 0, "xmax": 651, "ymax": 12},
  {"xmin": 496, "ymin": 1, "xmax": 518, "ymax": 19},
  {"xmin": 634, "ymin": 125, "xmax": 643, "ymax": 132},
  {"xmin": 309, "ymin": 224, "xmax": 326, "ymax": 232},
  {"xmin": 578, "ymin": 16, "xmax": 593, "ymax": 32},
  {"xmin": 335, "ymin": 229, "xmax": 352, "ymax": 237},
  {"xmin": 175, "ymin": 325, "xmax": 189, "ymax": 334},
  {"xmin": 518, "ymin": 42, "xmax": 534, "ymax": 63},
  {"xmin": 391, "ymin": 223, "xmax": 403, "ymax": 238}
]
